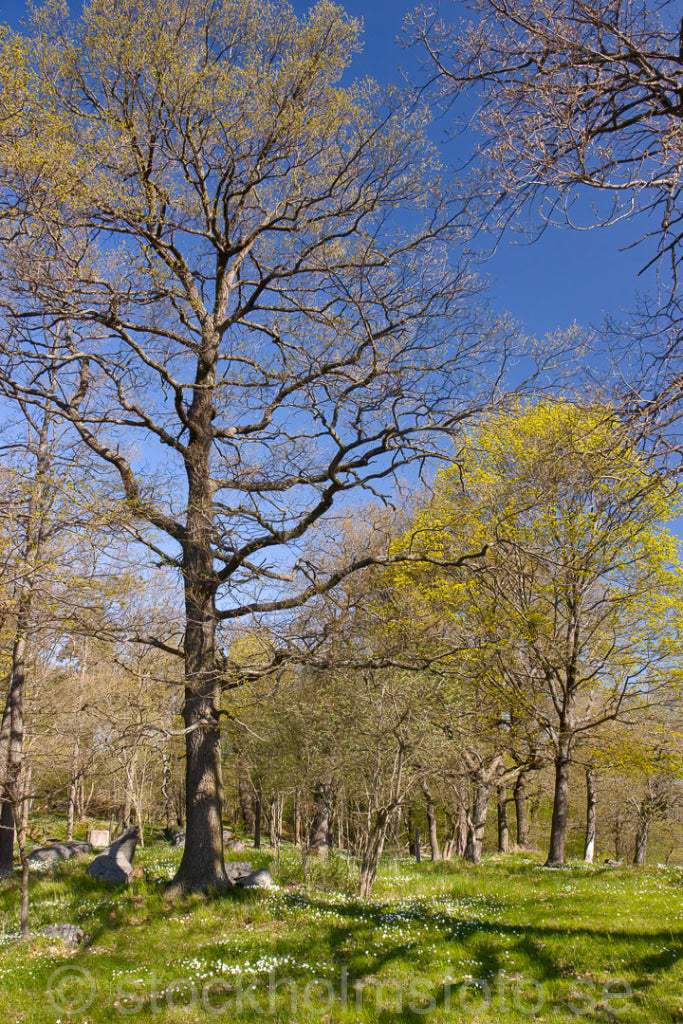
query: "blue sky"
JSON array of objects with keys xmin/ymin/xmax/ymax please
[
  {"xmin": 0, "ymin": 0, "xmax": 649, "ymax": 343},
  {"xmin": 329, "ymin": 2, "xmax": 649, "ymax": 344},
  {"xmin": 2, "ymin": 0, "xmax": 679, "ymax": 547}
]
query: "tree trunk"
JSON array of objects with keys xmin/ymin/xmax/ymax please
[
  {"xmin": 126, "ymin": 759, "xmax": 145, "ymax": 847},
  {"xmin": 76, "ymin": 776, "xmax": 85, "ymax": 820},
  {"xmin": 421, "ymin": 781, "xmax": 441, "ymax": 861},
  {"xmin": 167, "ymin": 345, "xmax": 228, "ymax": 894},
  {"xmin": 407, "ymin": 805, "xmax": 416, "ymax": 856},
  {"xmin": 122, "ymin": 774, "xmax": 132, "ymax": 828},
  {"xmin": 546, "ymin": 732, "xmax": 572, "ymax": 867},
  {"xmin": 443, "ymin": 804, "xmax": 467, "ymax": 860},
  {"xmin": 497, "ymin": 786, "xmax": 509, "ymax": 853},
  {"xmin": 464, "ymin": 780, "xmax": 492, "ymax": 865},
  {"xmin": 0, "ymin": 700, "xmax": 14, "ymax": 876},
  {"xmin": 633, "ymin": 817, "xmax": 650, "ymax": 866},
  {"xmin": 612, "ymin": 813, "xmax": 625, "ymax": 860},
  {"xmin": 18, "ymin": 764, "xmax": 31, "ymax": 938},
  {"xmin": 0, "ymin": 800, "xmax": 14, "ymax": 876},
  {"xmin": 238, "ymin": 765, "xmax": 255, "ymax": 834},
  {"xmin": 175, "ymin": 775, "xmax": 185, "ymax": 827},
  {"xmin": 253, "ymin": 787, "xmax": 262, "ymax": 850},
  {"xmin": 269, "ymin": 794, "xmax": 277, "ymax": 847},
  {"xmin": 442, "ymin": 812, "xmax": 456, "ymax": 860},
  {"xmin": 359, "ymin": 808, "xmax": 391, "ymax": 898},
  {"xmin": 66, "ymin": 736, "xmax": 80, "ymax": 842},
  {"xmin": 308, "ymin": 779, "xmax": 333, "ymax": 852},
  {"xmin": 632, "ymin": 785, "xmax": 662, "ymax": 867},
  {"xmin": 293, "ymin": 789, "xmax": 301, "ymax": 846},
  {"xmin": 584, "ymin": 767, "xmax": 596, "ymax": 863},
  {"xmin": 454, "ymin": 803, "xmax": 467, "ymax": 857},
  {"xmin": 513, "ymin": 771, "xmax": 530, "ymax": 849},
  {"xmin": 0, "ymin": 637, "xmax": 26, "ymax": 875},
  {"xmin": 0, "ymin": 403, "xmax": 52, "ymax": 876},
  {"xmin": 161, "ymin": 753, "xmax": 175, "ymax": 832}
]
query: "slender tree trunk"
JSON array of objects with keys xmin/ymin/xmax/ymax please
[
  {"xmin": 122, "ymin": 772, "xmax": 133, "ymax": 828},
  {"xmin": 0, "ymin": 701, "xmax": 14, "ymax": 875},
  {"xmin": 513, "ymin": 771, "xmax": 530, "ymax": 849},
  {"xmin": 497, "ymin": 786, "xmax": 509, "ymax": 854},
  {"xmin": 161, "ymin": 753, "xmax": 175, "ymax": 832},
  {"xmin": 464, "ymin": 780, "xmax": 492, "ymax": 865},
  {"xmin": 442, "ymin": 812, "xmax": 456, "ymax": 860},
  {"xmin": 293, "ymin": 789, "xmax": 301, "ymax": 846},
  {"xmin": 16, "ymin": 763, "xmax": 32, "ymax": 938},
  {"xmin": 546, "ymin": 730, "xmax": 572, "ymax": 867},
  {"xmin": 76, "ymin": 776, "xmax": 85, "ymax": 820},
  {"xmin": 613, "ymin": 813, "xmax": 625, "ymax": 860},
  {"xmin": 421, "ymin": 781, "xmax": 441, "ymax": 861},
  {"xmin": 359, "ymin": 808, "xmax": 391, "ymax": 898},
  {"xmin": 584, "ymin": 767, "xmax": 596, "ymax": 863},
  {"xmin": 83, "ymin": 778, "xmax": 95, "ymax": 817},
  {"xmin": 238, "ymin": 764, "xmax": 255, "ymax": 833},
  {"xmin": 0, "ymin": 638, "xmax": 27, "ymax": 875},
  {"xmin": 455, "ymin": 803, "xmax": 468, "ymax": 857},
  {"xmin": 268, "ymin": 794, "xmax": 277, "ymax": 847},
  {"xmin": 337, "ymin": 795, "xmax": 344, "ymax": 850},
  {"xmin": 66, "ymin": 736, "xmax": 80, "ymax": 842},
  {"xmin": 0, "ymin": 800, "xmax": 14, "ymax": 876},
  {"xmin": 407, "ymin": 805, "xmax": 416, "ymax": 856},
  {"xmin": 126, "ymin": 760, "xmax": 145, "ymax": 847},
  {"xmin": 253, "ymin": 787, "xmax": 262, "ymax": 850},
  {"xmin": 19, "ymin": 842, "xmax": 30, "ymax": 938},
  {"xmin": 175, "ymin": 776, "xmax": 185, "ymax": 827}
]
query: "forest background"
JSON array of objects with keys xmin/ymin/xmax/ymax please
[{"xmin": 0, "ymin": 0, "xmax": 682, "ymax": 915}]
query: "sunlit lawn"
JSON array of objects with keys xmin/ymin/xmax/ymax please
[{"xmin": 1, "ymin": 838, "xmax": 682, "ymax": 1023}]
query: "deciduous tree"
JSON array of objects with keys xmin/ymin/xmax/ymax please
[
  {"xmin": 401, "ymin": 401, "xmax": 683, "ymax": 865},
  {"xmin": 0, "ymin": 0, "xmax": 504, "ymax": 892}
]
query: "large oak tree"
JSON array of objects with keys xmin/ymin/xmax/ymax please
[{"xmin": 0, "ymin": 0, "xmax": 501, "ymax": 891}]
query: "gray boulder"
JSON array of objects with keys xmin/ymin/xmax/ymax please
[
  {"xmin": 87, "ymin": 827, "xmax": 139, "ymax": 884},
  {"xmin": 225, "ymin": 838, "xmax": 245, "ymax": 852},
  {"xmin": 236, "ymin": 868, "xmax": 274, "ymax": 889},
  {"xmin": 39, "ymin": 924, "xmax": 88, "ymax": 946},
  {"xmin": 167, "ymin": 829, "xmax": 185, "ymax": 848},
  {"xmin": 65, "ymin": 840, "xmax": 92, "ymax": 856},
  {"xmin": 29, "ymin": 846, "xmax": 64, "ymax": 865},
  {"xmin": 29, "ymin": 840, "xmax": 92, "ymax": 865},
  {"xmin": 224, "ymin": 861, "xmax": 252, "ymax": 883}
]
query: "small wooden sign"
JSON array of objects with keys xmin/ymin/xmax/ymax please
[{"xmin": 87, "ymin": 828, "xmax": 111, "ymax": 848}]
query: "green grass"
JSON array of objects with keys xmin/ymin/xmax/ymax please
[{"xmin": 1, "ymin": 837, "xmax": 683, "ymax": 1023}]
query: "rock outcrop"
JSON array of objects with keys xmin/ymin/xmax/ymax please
[
  {"xmin": 87, "ymin": 827, "xmax": 140, "ymax": 884},
  {"xmin": 235, "ymin": 867, "xmax": 274, "ymax": 889},
  {"xmin": 39, "ymin": 923, "xmax": 88, "ymax": 946},
  {"xmin": 28, "ymin": 840, "xmax": 92, "ymax": 866}
]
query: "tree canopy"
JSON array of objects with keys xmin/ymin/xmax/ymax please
[
  {"xmin": 396, "ymin": 401, "xmax": 683, "ymax": 863},
  {"xmin": 0, "ymin": 0, "xmax": 506, "ymax": 891}
]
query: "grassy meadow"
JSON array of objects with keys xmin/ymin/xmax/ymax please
[{"xmin": 0, "ymin": 832, "xmax": 682, "ymax": 1023}]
